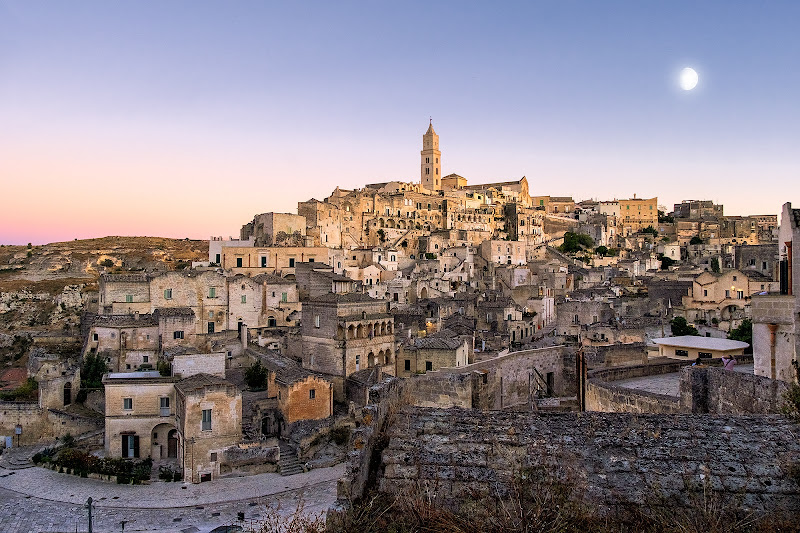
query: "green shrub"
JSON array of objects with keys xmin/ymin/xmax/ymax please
[{"xmin": 244, "ymin": 360, "xmax": 269, "ymax": 390}]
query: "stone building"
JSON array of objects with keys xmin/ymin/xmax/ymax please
[
  {"xmin": 301, "ymin": 293, "xmax": 395, "ymax": 400},
  {"xmin": 103, "ymin": 371, "xmax": 178, "ymax": 462},
  {"xmin": 248, "ymin": 349, "xmax": 333, "ymax": 437},
  {"xmin": 396, "ymin": 336, "xmax": 471, "ymax": 377},
  {"xmin": 85, "ymin": 314, "xmax": 160, "ymax": 372},
  {"xmin": 98, "ymin": 273, "xmax": 152, "ymax": 315},
  {"xmin": 240, "ymin": 212, "xmax": 307, "ymax": 247},
  {"xmin": 752, "ymin": 202, "xmax": 800, "ymax": 383},
  {"xmin": 174, "ymin": 373, "xmax": 242, "ymax": 483}
]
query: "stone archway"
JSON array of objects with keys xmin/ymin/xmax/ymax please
[{"xmin": 152, "ymin": 422, "xmax": 179, "ymax": 461}]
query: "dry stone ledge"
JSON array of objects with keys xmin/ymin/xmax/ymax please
[{"xmin": 378, "ymin": 407, "xmax": 800, "ymax": 513}]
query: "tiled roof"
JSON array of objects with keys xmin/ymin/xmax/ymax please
[
  {"xmin": 155, "ymin": 307, "xmax": 195, "ymax": 318},
  {"xmin": 412, "ymin": 337, "xmax": 465, "ymax": 350},
  {"xmin": 101, "ymin": 273, "xmax": 151, "ymax": 282},
  {"xmin": 93, "ymin": 314, "xmax": 158, "ymax": 327},
  {"xmin": 247, "ymin": 349, "xmax": 321, "ymax": 386},
  {"xmin": 253, "ymin": 273, "xmax": 295, "ymax": 285},
  {"xmin": 175, "ymin": 373, "xmax": 234, "ymax": 393},
  {"xmin": 309, "ymin": 292, "xmax": 378, "ymax": 304}
]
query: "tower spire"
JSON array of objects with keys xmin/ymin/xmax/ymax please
[{"xmin": 421, "ymin": 120, "xmax": 441, "ymax": 191}]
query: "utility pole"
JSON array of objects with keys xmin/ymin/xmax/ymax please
[{"xmin": 86, "ymin": 497, "xmax": 95, "ymax": 533}]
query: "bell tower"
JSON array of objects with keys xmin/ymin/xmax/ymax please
[{"xmin": 420, "ymin": 120, "xmax": 441, "ymax": 191}]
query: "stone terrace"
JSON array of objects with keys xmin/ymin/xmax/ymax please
[{"xmin": 379, "ymin": 407, "xmax": 800, "ymax": 513}]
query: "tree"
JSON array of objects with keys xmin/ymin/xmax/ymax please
[
  {"xmin": 376, "ymin": 229, "xmax": 386, "ymax": 243},
  {"xmin": 728, "ymin": 318, "xmax": 752, "ymax": 353},
  {"xmin": 658, "ymin": 210, "xmax": 674, "ymax": 223},
  {"xmin": 244, "ymin": 360, "xmax": 269, "ymax": 390},
  {"xmin": 670, "ymin": 316, "xmax": 699, "ymax": 336},
  {"xmin": 81, "ymin": 352, "xmax": 108, "ymax": 391},
  {"xmin": 595, "ymin": 246, "xmax": 608, "ymax": 257},
  {"xmin": 689, "ymin": 236, "xmax": 703, "ymax": 245},
  {"xmin": 558, "ymin": 232, "xmax": 594, "ymax": 254},
  {"xmin": 642, "ymin": 226, "xmax": 658, "ymax": 237},
  {"xmin": 711, "ymin": 257, "xmax": 720, "ymax": 273},
  {"xmin": 659, "ymin": 256, "xmax": 675, "ymax": 270}
]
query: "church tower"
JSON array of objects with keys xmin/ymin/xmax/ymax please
[{"xmin": 421, "ymin": 120, "xmax": 441, "ymax": 191}]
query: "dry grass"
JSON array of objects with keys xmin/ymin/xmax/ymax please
[{"xmin": 325, "ymin": 469, "xmax": 800, "ymax": 533}]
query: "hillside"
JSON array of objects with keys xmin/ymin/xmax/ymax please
[{"xmin": 0, "ymin": 236, "xmax": 209, "ymax": 368}]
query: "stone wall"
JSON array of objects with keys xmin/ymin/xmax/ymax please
[
  {"xmin": 378, "ymin": 407, "xmax": 800, "ymax": 513},
  {"xmin": 432, "ymin": 346, "xmax": 566, "ymax": 410},
  {"xmin": 0, "ymin": 401, "xmax": 103, "ymax": 445},
  {"xmin": 172, "ymin": 352, "xmax": 226, "ymax": 378},
  {"xmin": 585, "ymin": 360, "xmax": 685, "ymax": 414},
  {"xmin": 586, "ymin": 380, "xmax": 682, "ymax": 414},
  {"xmin": 680, "ymin": 366, "xmax": 791, "ymax": 414}
]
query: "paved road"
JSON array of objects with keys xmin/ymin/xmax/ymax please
[
  {"xmin": 614, "ymin": 363, "xmax": 754, "ymax": 397},
  {"xmin": 0, "ymin": 462, "xmax": 345, "ymax": 532}
]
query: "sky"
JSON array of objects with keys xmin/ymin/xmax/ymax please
[{"xmin": 1, "ymin": 1, "xmax": 799, "ymax": 245}]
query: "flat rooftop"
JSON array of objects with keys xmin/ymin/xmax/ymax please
[{"xmin": 652, "ymin": 336, "xmax": 749, "ymax": 351}]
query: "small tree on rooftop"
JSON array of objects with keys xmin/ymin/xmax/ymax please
[{"xmin": 689, "ymin": 236, "xmax": 703, "ymax": 245}]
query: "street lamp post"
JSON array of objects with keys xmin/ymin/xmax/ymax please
[{"xmin": 86, "ymin": 497, "xmax": 95, "ymax": 533}]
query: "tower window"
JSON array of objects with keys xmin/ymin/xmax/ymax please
[{"xmin": 425, "ymin": 168, "xmax": 430, "ymax": 175}]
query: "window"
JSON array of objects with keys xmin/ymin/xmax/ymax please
[
  {"xmin": 289, "ymin": 258, "xmax": 295, "ymax": 267},
  {"xmin": 404, "ymin": 360, "xmax": 411, "ymax": 371},
  {"xmin": 202, "ymin": 409, "xmax": 212, "ymax": 431},
  {"xmin": 92, "ymin": 333, "xmax": 98, "ymax": 342},
  {"xmin": 210, "ymin": 452, "xmax": 218, "ymax": 462},
  {"xmin": 174, "ymin": 330, "xmax": 184, "ymax": 340},
  {"xmin": 261, "ymin": 256, "xmax": 267, "ymax": 267},
  {"xmin": 355, "ymin": 355, "xmax": 360, "ymax": 371},
  {"xmin": 675, "ymin": 349, "xmax": 689, "ymax": 357},
  {"xmin": 236, "ymin": 257, "xmax": 243, "ymax": 268},
  {"xmin": 143, "ymin": 355, "xmax": 149, "ymax": 363},
  {"xmin": 209, "ymin": 287, "xmax": 216, "ymax": 298},
  {"xmin": 241, "ymin": 295, "xmax": 247, "ymax": 304},
  {"xmin": 732, "ymin": 276, "xmax": 737, "ymax": 281},
  {"xmin": 164, "ymin": 289, "xmax": 173, "ymax": 300},
  {"xmin": 309, "ymin": 389, "xmax": 316, "ymax": 399},
  {"xmin": 207, "ymin": 322, "xmax": 215, "ymax": 334},
  {"xmin": 123, "ymin": 398, "xmax": 133, "ymax": 410},
  {"xmin": 125, "ymin": 295, "xmax": 133, "ymax": 303},
  {"xmin": 314, "ymin": 315, "xmax": 320, "ymax": 328},
  {"xmin": 703, "ymin": 290, "xmax": 708, "ymax": 297},
  {"xmin": 725, "ymin": 290, "xmax": 730, "ymax": 298},
  {"xmin": 160, "ymin": 397, "xmax": 170, "ymax": 416},
  {"xmin": 215, "ymin": 253, "xmax": 220, "ymax": 264},
  {"xmin": 425, "ymin": 361, "xmax": 433, "ymax": 371},
  {"xmin": 698, "ymin": 351, "xmax": 712, "ymax": 359},
  {"xmin": 209, "ymin": 311, "xmax": 214, "ymax": 319},
  {"xmin": 737, "ymin": 290, "xmax": 744, "ymax": 299}
]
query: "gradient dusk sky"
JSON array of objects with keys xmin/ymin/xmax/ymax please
[{"xmin": 1, "ymin": 1, "xmax": 798, "ymax": 245}]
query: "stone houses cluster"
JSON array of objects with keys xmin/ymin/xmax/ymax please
[{"xmin": 7, "ymin": 122, "xmax": 797, "ymax": 486}]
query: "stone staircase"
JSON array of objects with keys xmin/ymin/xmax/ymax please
[
  {"xmin": 278, "ymin": 441, "xmax": 303, "ymax": 476},
  {"xmin": 0, "ymin": 444, "xmax": 47, "ymax": 471}
]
